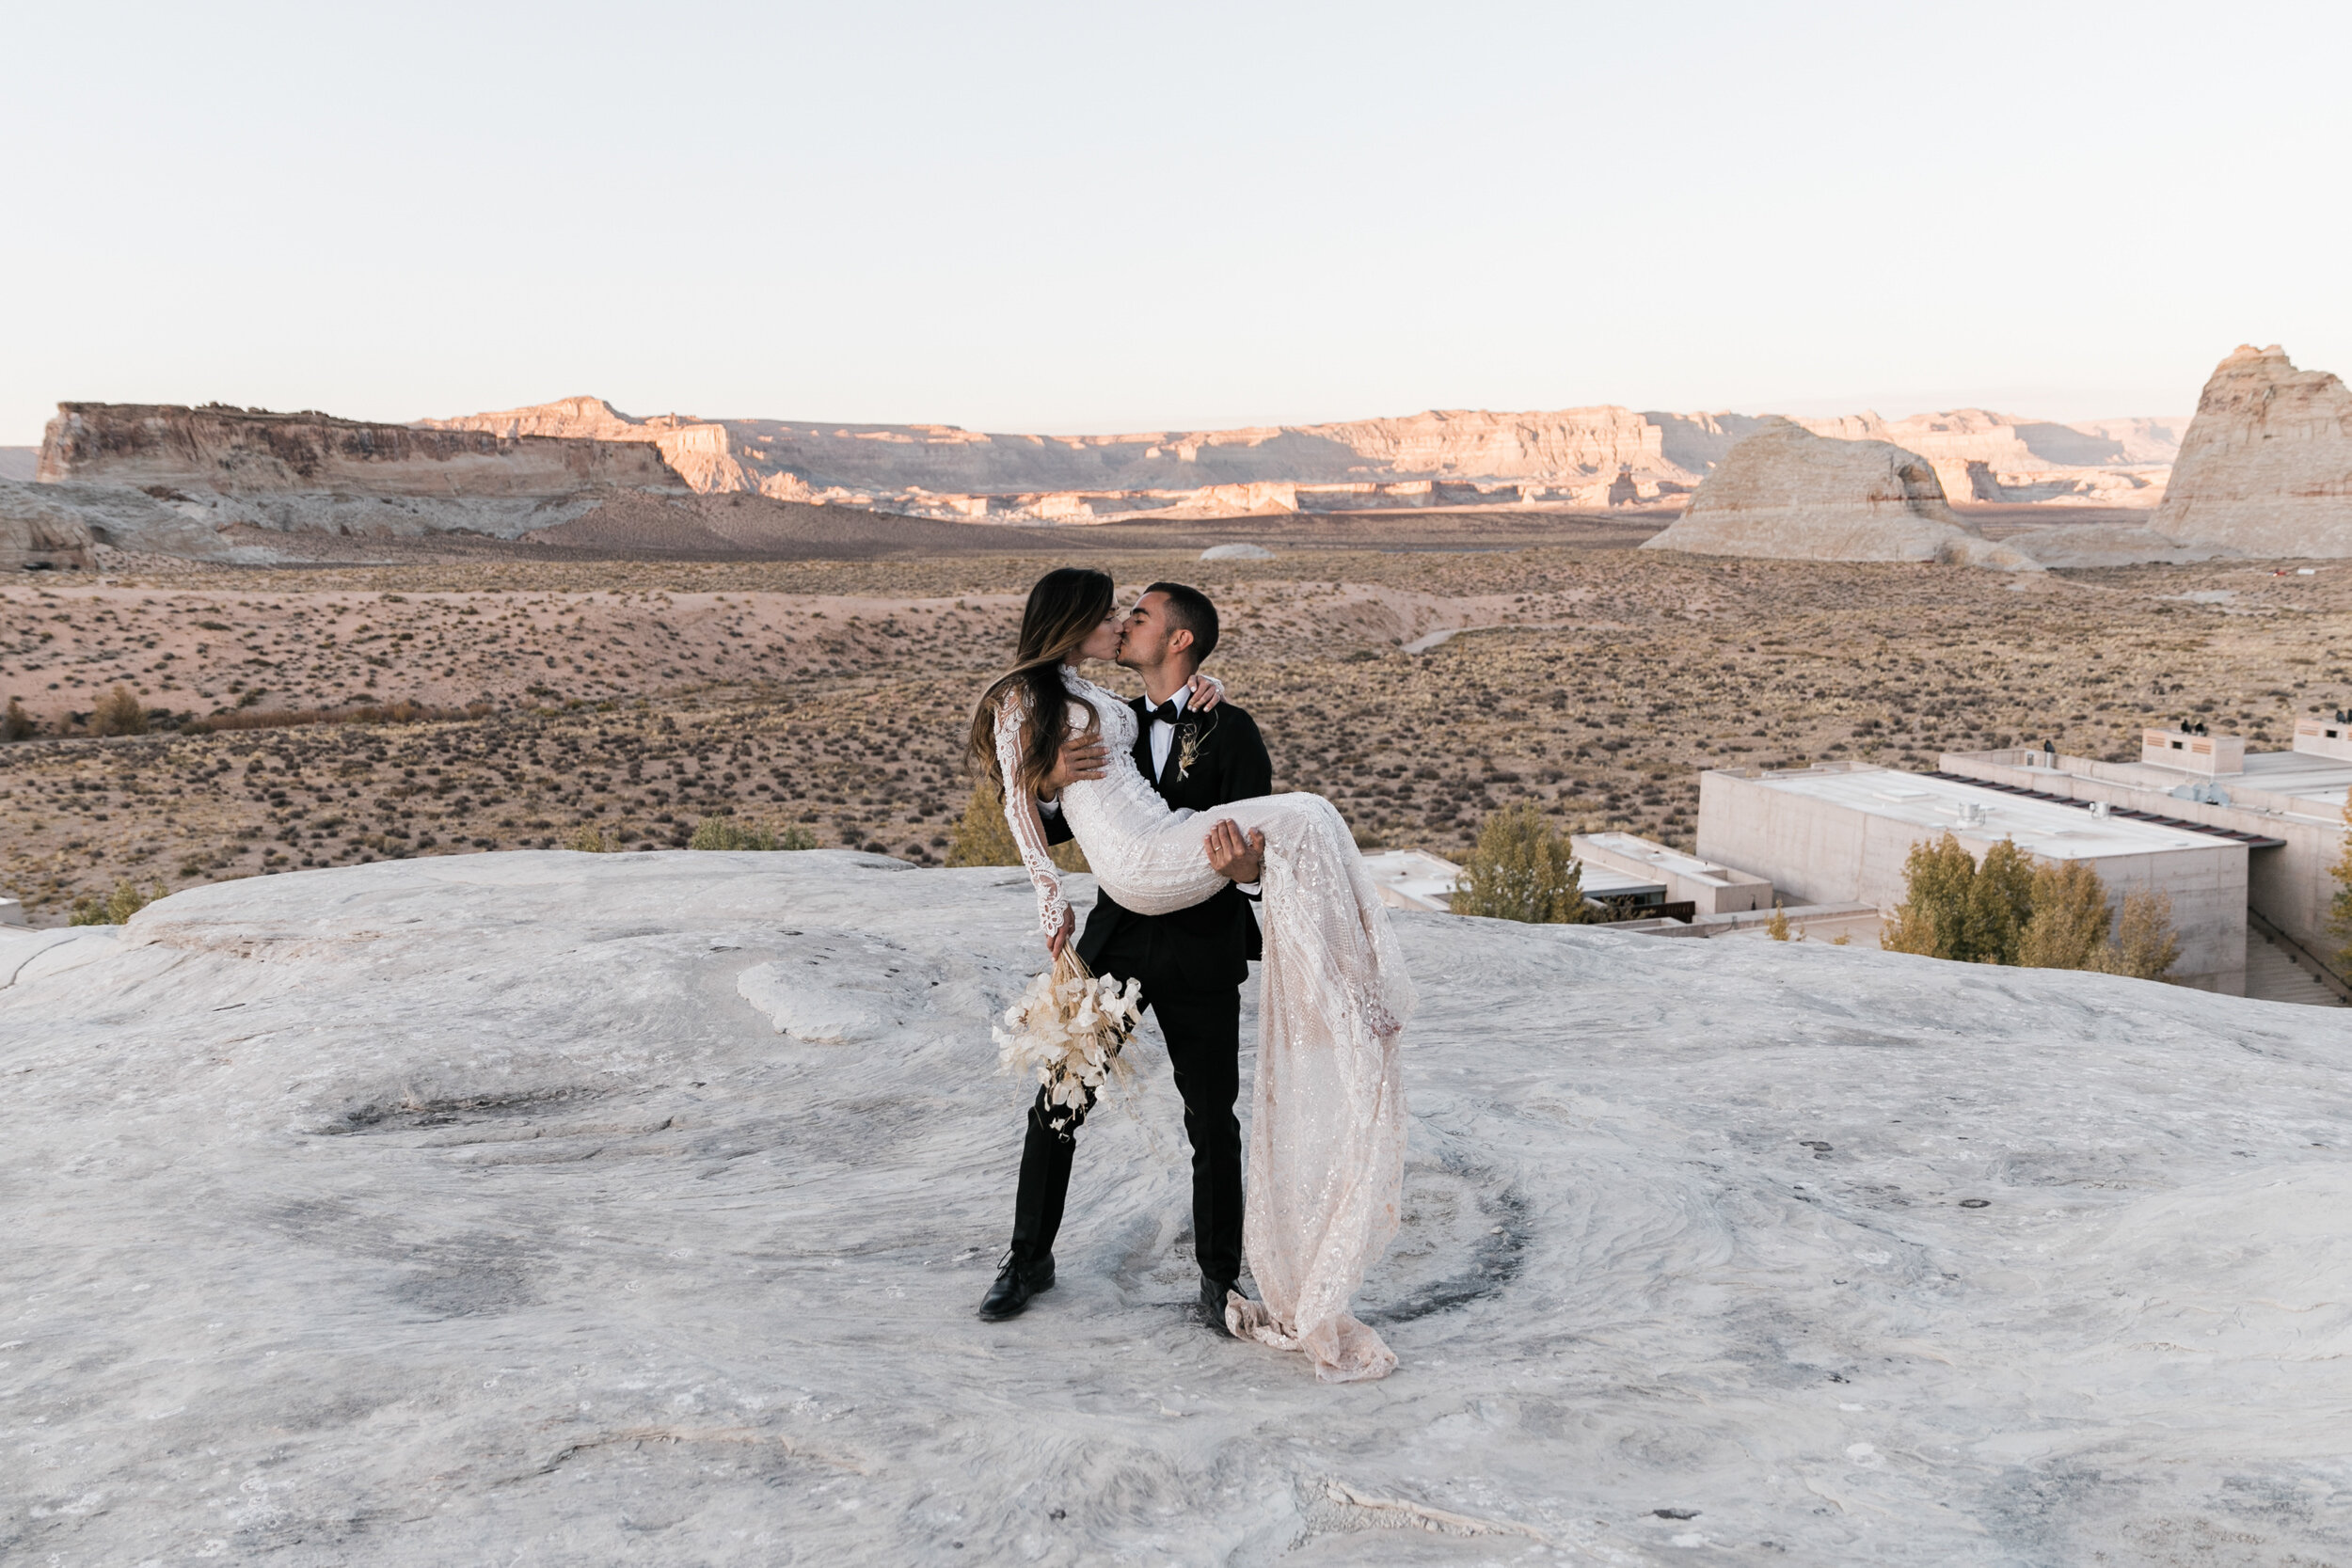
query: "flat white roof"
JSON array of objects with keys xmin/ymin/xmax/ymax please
[
  {"xmin": 1359, "ymin": 849, "xmax": 1463, "ymax": 911},
  {"xmin": 1578, "ymin": 831, "xmax": 1756, "ymax": 890},
  {"xmin": 1736, "ymin": 767, "xmax": 2248, "ymax": 860},
  {"xmin": 1577, "ymin": 863, "xmax": 1670, "ymax": 899},
  {"xmin": 2108, "ymin": 748, "xmax": 2352, "ymax": 806}
]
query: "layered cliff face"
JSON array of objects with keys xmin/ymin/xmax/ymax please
[
  {"xmin": 40, "ymin": 404, "xmax": 686, "ymax": 499},
  {"xmin": 421, "ymin": 396, "xmax": 2181, "ymax": 524},
  {"xmin": 1641, "ymin": 423, "xmax": 2037, "ymax": 569},
  {"xmin": 2151, "ymin": 345, "xmax": 2352, "ymax": 557}
]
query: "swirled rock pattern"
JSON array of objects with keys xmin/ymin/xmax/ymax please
[{"xmin": 4, "ymin": 851, "xmax": 2347, "ymax": 1562}]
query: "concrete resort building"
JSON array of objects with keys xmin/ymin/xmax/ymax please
[{"xmin": 1697, "ymin": 763, "xmax": 2265, "ymax": 994}]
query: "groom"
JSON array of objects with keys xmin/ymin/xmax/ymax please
[{"xmin": 978, "ymin": 581, "xmax": 1271, "ymax": 1334}]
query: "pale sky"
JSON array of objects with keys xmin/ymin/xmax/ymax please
[{"xmin": 5, "ymin": 1, "xmax": 2347, "ymax": 447}]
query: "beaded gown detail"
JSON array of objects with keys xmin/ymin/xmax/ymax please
[{"xmin": 995, "ymin": 669, "xmax": 1415, "ymax": 1383}]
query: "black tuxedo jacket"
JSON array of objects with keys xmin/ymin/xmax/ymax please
[{"xmin": 1043, "ymin": 693, "xmax": 1271, "ymax": 989}]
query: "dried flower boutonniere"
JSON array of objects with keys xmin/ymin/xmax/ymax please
[{"xmin": 1174, "ymin": 713, "xmax": 1216, "ymax": 782}]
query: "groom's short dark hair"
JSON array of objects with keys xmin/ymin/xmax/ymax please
[{"xmin": 1146, "ymin": 581, "xmax": 1219, "ymax": 667}]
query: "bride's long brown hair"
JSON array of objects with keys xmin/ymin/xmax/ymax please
[{"xmin": 968, "ymin": 567, "xmax": 1113, "ymax": 800}]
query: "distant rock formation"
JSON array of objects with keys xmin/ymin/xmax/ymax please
[
  {"xmin": 31, "ymin": 403, "xmax": 691, "ymax": 541},
  {"xmin": 1200, "ymin": 542, "xmax": 1275, "ymax": 560},
  {"xmin": 419, "ymin": 396, "xmax": 2186, "ymax": 525},
  {"xmin": 2150, "ymin": 345, "xmax": 2352, "ymax": 557},
  {"xmin": 1641, "ymin": 423, "xmax": 2040, "ymax": 569},
  {"xmin": 1794, "ymin": 409, "xmax": 2184, "ymax": 508},
  {"xmin": 42, "ymin": 402, "xmax": 684, "ymax": 498}
]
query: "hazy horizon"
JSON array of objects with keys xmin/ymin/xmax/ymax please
[{"xmin": 5, "ymin": 0, "xmax": 2343, "ymax": 448}]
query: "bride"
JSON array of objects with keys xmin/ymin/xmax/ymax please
[{"xmin": 969, "ymin": 567, "xmax": 1416, "ymax": 1383}]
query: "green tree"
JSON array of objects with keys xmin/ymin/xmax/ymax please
[
  {"xmin": 688, "ymin": 817, "xmax": 818, "ymax": 851},
  {"xmin": 1451, "ymin": 801, "xmax": 1588, "ymax": 923},
  {"xmin": 91, "ymin": 685, "xmax": 148, "ymax": 736},
  {"xmin": 2097, "ymin": 890, "xmax": 2182, "ymax": 981},
  {"xmin": 2016, "ymin": 860, "xmax": 2112, "ymax": 970},
  {"xmin": 1963, "ymin": 838, "xmax": 2037, "ymax": 965},
  {"xmin": 1882, "ymin": 833, "xmax": 1979, "ymax": 959}
]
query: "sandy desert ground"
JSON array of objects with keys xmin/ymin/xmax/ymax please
[{"xmin": 3, "ymin": 515, "xmax": 2347, "ymax": 923}]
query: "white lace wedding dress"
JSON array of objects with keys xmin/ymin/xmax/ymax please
[{"xmin": 995, "ymin": 669, "xmax": 1415, "ymax": 1383}]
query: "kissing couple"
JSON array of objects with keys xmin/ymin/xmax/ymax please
[{"xmin": 967, "ymin": 568, "xmax": 1415, "ymax": 1383}]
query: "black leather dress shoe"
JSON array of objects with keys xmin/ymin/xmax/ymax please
[
  {"xmin": 1200, "ymin": 1275, "xmax": 1238, "ymax": 1338},
  {"xmin": 977, "ymin": 1250, "xmax": 1056, "ymax": 1322}
]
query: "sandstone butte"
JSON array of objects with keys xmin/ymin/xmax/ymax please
[
  {"xmin": 1639, "ymin": 422, "xmax": 2040, "ymax": 569},
  {"xmin": 38, "ymin": 402, "xmax": 684, "ymax": 498},
  {"xmin": 2152, "ymin": 343, "xmax": 2352, "ymax": 558},
  {"xmin": 4, "ymin": 850, "xmax": 2348, "ymax": 1562}
]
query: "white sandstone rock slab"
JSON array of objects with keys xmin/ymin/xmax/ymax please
[
  {"xmin": 1645, "ymin": 423, "xmax": 2042, "ymax": 569},
  {"xmin": 1200, "ymin": 542, "xmax": 1276, "ymax": 560},
  {"xmin": 3, "ymin": 849, "xmax": 2350, "ymax": 1563}
]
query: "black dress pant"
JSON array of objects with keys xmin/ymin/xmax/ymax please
[{"xmin": 1008, "ymin": 919, "xmax": 1246, "ymax": 1288}]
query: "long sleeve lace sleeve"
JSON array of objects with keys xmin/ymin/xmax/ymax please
[{"xmin": 994, "ymin": 693, "xmax": 1068, "ymax": 939}]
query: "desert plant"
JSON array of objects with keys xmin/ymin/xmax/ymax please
[
  {"xmin": 946, "ymin": 786, "xmax": 1087, "ymax": 872},
  {"xmin": 1451, "ymin": 801, "xmax": 1586, "ymax": 923},
  {"xmin": 1766, "ymin": 901, "xmax": 1792, "ymax": 942},
  {"xmin": 2096, "ymin": 890, "xmax": 2182, "ymax": 981},
  {"xmin": 568, "ymin": 825, "xmax": 618, "ymax": 852},
  {"xmin": 1882, "ymin": 833, "xmax": 1979, "ymax": 960},
  {"xmin": 686, "ymin": 817, "xmax": 819, "ymax": 851},
  {"xmin": 70, "ymin": 878, "xmax": 166, "ymax": 926},
  {"xmin": 2, "ymin": 697, "xmax": 35, "ymax": 742},
  {"xmin": 2017, "ymin": 860, "xmax": 2112, "ymax": 970},
  {"xmin": 91, "ymin": 685, "xmax": 148, "ymax": 736}
]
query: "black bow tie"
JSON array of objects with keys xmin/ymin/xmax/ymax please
[{"xmin": 1146, "ymin": 698, "xmax": 1186, "ymax": 725}]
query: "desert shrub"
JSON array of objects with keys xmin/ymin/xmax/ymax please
[
  {"xmin": 2017, "ymin": 860, "xmax": 2111, "ymax": 970},
  {"xmin": 1452, "ymin": 801, "xmax": 1586, "ymax": 923},
  {"xmin": 70, "ymin": 878, "xmax": 166, "ymax": 926},
  {"xmin": 1882, "ymin": 833, "xmax": 1979, "ymax": 959},
  {"xmin": 946, "ymin": 787, "xmax": 1088, "ymax": 872},
  {"xmin": 91, "ymin": 685, "xmax": 148, "ymax": 736},
  {"xmin": 568, "ymin": 825, "xmax": 618, "ymax": 852},
  {"xmin": 2, "ymin": 697, "xmax": 35, "ymax": 742},
  {"xmin": 2096, "ymin": 890, "xmax": 2182, "ymax": 981},
  {"xmin": 1766, "ymin": 901, "xmax": 1792, "ymax": 942},
  {"xmin": 686, "ymin": 817, "xmax": 818, "ymax": 851},
  {"xmin": 184, "ymin": 699, "xmax": 493, "ymax": 736}
]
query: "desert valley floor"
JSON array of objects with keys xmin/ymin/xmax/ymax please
[{"xmin": 3, "ymin": 513, "xmax": 2347, "ymax": 924}]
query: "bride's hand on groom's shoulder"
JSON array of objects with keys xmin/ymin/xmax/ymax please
[{"xmin": 1184, "ymin": 672, "xmax": 1226, "ymax": 711}]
